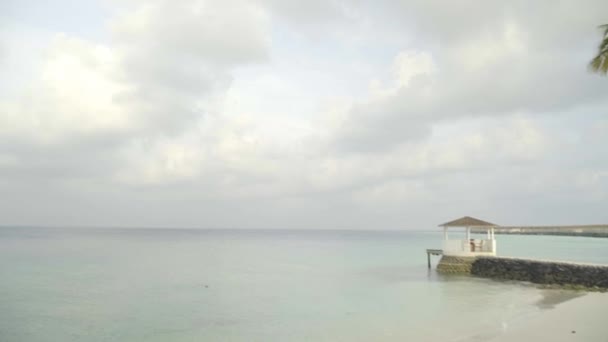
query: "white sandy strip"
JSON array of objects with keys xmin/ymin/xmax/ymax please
[{"xmin": 488, "ymin": 292, "xmax": 608, "ymax": 342}]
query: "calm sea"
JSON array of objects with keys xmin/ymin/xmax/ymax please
[{"xmin": 1, "ymin": 227, "xmax": 607, "ymax": 341}]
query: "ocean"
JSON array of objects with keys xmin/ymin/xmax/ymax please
[{"xmin": 1, "ymin": 227, "xmax": 607, "ymax": 341}]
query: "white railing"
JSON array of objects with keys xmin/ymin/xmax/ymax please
[
  {"xmin": 443, "ymin": 239, "xmax": 465, "ymax": 253},
  {"xmin": 475, "ymin": 239, "xmax": 494, "ymax": 253},
  {"xmin": 442, "ymin": 239, "xmax": 495, "ymax": 256}
]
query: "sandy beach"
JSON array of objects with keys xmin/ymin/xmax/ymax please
[{"xmin": 489, "ymin": 292, "xmax": 608, "ymax": 341}]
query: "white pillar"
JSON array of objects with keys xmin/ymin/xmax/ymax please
[
  {"xmin": 486, "ymin": 228, "xmax": 490, "ymax": 239},
  {"xmin": 466, "ymin": 227, "xmax": 470, "ymax": 240},
  {"xmin": 443, "ymin": 227, "xmax": 448, "ymax": 240}
]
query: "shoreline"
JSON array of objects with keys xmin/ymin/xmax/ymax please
[{"xmin": 487, "ymin": 292, "xmax": 608, "ymax": 341}]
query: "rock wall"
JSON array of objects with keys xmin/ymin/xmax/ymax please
[
  {"xmin": 471, "ymin": 257, "xmax": 608, "ymax": 289},
  {"xmin": 436, "ymin": 256, "xmax": 476, "ymax": 274}
]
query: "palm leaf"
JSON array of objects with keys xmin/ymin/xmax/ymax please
[{"xmin": 589, "ymin": 24, "xmax": 608, "ymax": 75}]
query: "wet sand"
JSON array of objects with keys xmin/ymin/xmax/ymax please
[{"xmin": 488, "ymin": 292, "xmax": 608, "ymax": 341}]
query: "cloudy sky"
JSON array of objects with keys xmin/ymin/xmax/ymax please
[{"xmin": 1, "ymin": 0, "xmax": 607, "ymax": 229}]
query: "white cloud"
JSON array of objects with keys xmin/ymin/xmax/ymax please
[
  {"xmin": 0, "ymin": 0, "xmax": 607, "ymax": 228},
  {"xmin": 0, "ymin": 34, "xmax": 128, "ymax": 144},
  {"xmin": 112, "ymin": 0, "xmax": 270, "ymax": 66},
  {"xmin": 114, "ymin": 135, "xmax": 206, "ymax": 185},
  {"xmin": 0, "ymin": 0, "xmax": 273, "ymax": 180}
]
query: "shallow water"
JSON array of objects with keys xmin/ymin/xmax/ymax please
[{"xmin": 0, "ymin": 227, "xmax": 607, "ymax": 341}]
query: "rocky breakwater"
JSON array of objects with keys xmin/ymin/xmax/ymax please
[
  {"xmin": 436, "ymin": 256, "xmax": 477, "ymax": 274},
  {"xmin": 471, "ymin": 257, "xmax": 608, "ymax": 290}
]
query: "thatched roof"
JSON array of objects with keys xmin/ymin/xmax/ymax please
[{"xmin": 439, "ymin": 216, "xmax": 497, "ymax": 227}]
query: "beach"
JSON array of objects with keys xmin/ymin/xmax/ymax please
[{"xmin": 489, "ymin": 292, "xmax": 608, "ymax": 341}]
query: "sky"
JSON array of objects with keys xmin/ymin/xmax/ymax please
[{"xmin": 1, "ymin": 0, "xmax": 607, "ymax": 229}]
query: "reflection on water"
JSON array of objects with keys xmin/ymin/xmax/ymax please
[{"xmin": 535, "ymin": 290, "xmax": 585, "ymax": 309}]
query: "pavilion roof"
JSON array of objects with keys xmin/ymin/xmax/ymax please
[{"xmin": 439, "ymin": 216, "xmax": 497, "ymax": 227}]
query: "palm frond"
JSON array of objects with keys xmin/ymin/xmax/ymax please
[
  {"xmin": 589, "ymin": 24, "xmax": 608, "ymax": 75},
  {"xmin": 590, "ymin": 54, "xmax": 608, "ymax": 74}
]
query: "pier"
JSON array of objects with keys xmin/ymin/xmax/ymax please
[
  {"xmin": 426, "ymin": 249, "xmax": 442, "ymax": 269},
  {"xmin": 426, "ymin": 216, "xmax": 608, "ymax": 289}
]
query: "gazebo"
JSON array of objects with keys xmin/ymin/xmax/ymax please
[{"xmin": 439, "ymin": 216, "xmax": 498, "ymax": 256}]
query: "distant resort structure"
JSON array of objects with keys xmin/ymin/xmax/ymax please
[
  {"xmin": 427, "ymin": 216, "xmax": 608, "ymax": 290},
  {"xmin": 474, "ymin": 224, "xmax": 608, "ymax": 237}
]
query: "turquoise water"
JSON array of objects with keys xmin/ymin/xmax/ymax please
[{"xmin": 1, "ymin": 228, "xmax": 607, "ymax": 341}]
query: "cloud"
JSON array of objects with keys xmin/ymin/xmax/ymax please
[
  {"xmin": 327, "ymin": 1, "xmax": 608, "ymax": 154},
  {"xmin": 110, "ymin": 0, "xmax": 271, "ymax": 135},
  {"xmin": 329, "ymin": 51, "xmax": 436, "ymax": 152},
  {"xmin": 0, "ymin": 35, "xmax": 128, "ymax": 143},
  {"xmin": 0, "ymin": 0, "xmax": 607, "ymax": 228},
  {"xmin": 260, "ymin": 0, "xmax": 355, "ymax": 34},
  {"xmin": 0, "ymin": 0, "xmax": 272, "ymax": 185},
  {"xmin": 113, "ymin": 0, "xmax": 269, "ymax": 66},
  {"xmin": 0, "ymin": 39, "xmax": 4, "ymax": 64}
]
